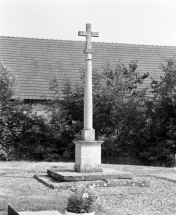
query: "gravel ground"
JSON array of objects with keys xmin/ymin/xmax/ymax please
[
  {"xmin": 102, "ymin": 177, "xmax": 176, "ymax": 215},
  {"xmin": 0, "ymin": 162, "xmax": 176, "ymax": 215},
  {"xmin": 0, "ymin": 173, "xmax": 69, "ymax": 213},
  {"xmin": 0, "ymin": 172, "xmax": 106, "ymax": 215},
  {"xmin": 0, "ymin": 174, "xmax": 176, "ymax": 215}
]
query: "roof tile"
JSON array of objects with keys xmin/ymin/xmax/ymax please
[{"xmin": 0, "ymin": 36, "xmax": 176, "ymax": 100}]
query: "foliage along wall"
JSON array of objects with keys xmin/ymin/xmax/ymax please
[{"xmin": 0, "ymin": 59, "xmax": 176, "ymax": 167}]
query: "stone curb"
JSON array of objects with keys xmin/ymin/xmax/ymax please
[
  {"xmin": 143, "ymin": 174, "xmax": 176, "ymax": 184},
  {"xmin": 34, "ymin": 174, "xmax": 55, "ymax": 189},
  {"xmin": 104, "ymin": 179, "xmax": 150, "ymax": 187}
]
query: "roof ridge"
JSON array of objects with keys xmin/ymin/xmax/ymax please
[
  {"xmin": 0, "ymin": 35, "xmax": 176, "ymax": 48},
  {"xmin": 0, "ymin": 35, "xmax": 83, "ymax": 43},
  {"xmin": 94, "ymin": 41, "xmax": 176, "ymax": 48}
]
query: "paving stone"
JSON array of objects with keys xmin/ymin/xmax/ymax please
[
  {"xmin": 47, "ymin": 168, "xmax": 133, "ymax": 182},
  {"xmin": 8, "ymin": 205, "xmax": 62, "ymax": 215},
  {"xmin": 95, "ymin": 186, "xmax": 145, "ymax": 195},
  {"xmin": 18, "ymin": 211, "xmax": 61, "ymax": 215},
  {"xmin": 0, "ymin": 212, "xmax": 7, "ymax": 215},
  {"xmin": 105, "ymin": 178, "xmax": 150, "ymax": 187},
  {"xmin": 1, "ymin": 204, "xmax": 62, "ymax": 215}
]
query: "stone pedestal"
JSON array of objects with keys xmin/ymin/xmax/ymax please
[{"xmin": 74, "ymin": 140, "xmax": 103, "ymax": 173}]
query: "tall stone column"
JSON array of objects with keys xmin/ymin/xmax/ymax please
[
  {"xmin": 81, "ymin": 52, "xmax": 95, "ymax": 141},
  {"xmin": 74, "ymin": 23, "xmax": 103, "ymax": 173}
]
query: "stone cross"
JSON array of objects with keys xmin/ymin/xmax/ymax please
[
  {"xmin": 78, "ymin": 23, "xmax": 99, "ymax": 52},
  {"xmin": 78, "ymin": 23, "xmax": 99, "ymax": 141},
  {"xmin": 74, "ymin": 23, "xmax": 103, "ymax": 173}
]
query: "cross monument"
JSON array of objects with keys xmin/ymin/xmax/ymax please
[
  {"xmin": 74, "ymin": 23, "xmax": 103, "ymax": 173},
  {"xmin": 46, "ymin": 23, "xmax": 133, "ymax": 183}
]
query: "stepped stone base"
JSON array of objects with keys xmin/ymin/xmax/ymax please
[
  {"xmin": 47, "ymin": 168, "xmax": 133, "ymax": 182},
  {"xmin": 34, "ymin": 174, "xmax": 149, "ymax": 190},
  {"xmin": 34, "ymin": 167, "xmax": 151, "ymax": 192},
  {"xmin": 34, "ymin": 174, "xmax": 107, "ymax": 190}
]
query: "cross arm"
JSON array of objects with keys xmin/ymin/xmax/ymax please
[
  {"xmin": 91, "ymin": 32, "xmax": 99, "ymax": 37},
  {"xmin": 78, "ymin": 31, "xmax": 99, "ymax": 37},
  {"xmin": 78, "ymin": 31, "xmax": 87, "ymax": 36}
]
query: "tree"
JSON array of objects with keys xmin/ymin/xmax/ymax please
[{"xmin": 139, "ymin": 58, "xmax": 176, "ymax": 166}]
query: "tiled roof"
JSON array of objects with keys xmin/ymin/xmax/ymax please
[{"xmin": 0, "ymin": 36, "xmax": 176, "ymax": 100}]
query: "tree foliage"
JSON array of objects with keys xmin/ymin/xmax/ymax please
[
  {"xmin": 0, "ymin": 63, "xmax": 61, "ymax": 161},
  {"xmin": 54, "ymin": 61, "xmax": 149, "ymax": 160},
  {"xmin": 0, "ymin": 62, "xmax": 17, "ymax": 159},
  {"xmin": 138, "ymin": 58, "xmax": 176, "ymax": 166}
]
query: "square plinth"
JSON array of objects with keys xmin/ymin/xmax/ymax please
[
  {"xmin": 74, "ymin": 140, "xmax": 103, "ymax": 172},
  {"xmin": 47, "ymin": 168, "xmax": 133, "ymax": 182}
]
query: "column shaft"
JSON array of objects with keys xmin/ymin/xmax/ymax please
[{"xmin": 84, "ymin": 53, "xmax": 93, "ymax": 129}]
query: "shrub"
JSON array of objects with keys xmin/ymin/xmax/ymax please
[
  {"xmin": 66, "ymin": 184, "xmax": 98, "ymax": 213},
  {"xmin": 0, "ymin": 62, "xmax": 17, "ymax": 160}
]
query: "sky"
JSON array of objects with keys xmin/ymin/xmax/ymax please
[{"xmin": 0, "ymin": 0, "xmax": 176, "ymax": 46}]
